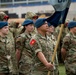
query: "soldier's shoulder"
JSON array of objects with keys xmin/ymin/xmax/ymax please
[
  {"xmin": 20, "ymin": 33, "xmax": 25, "ymax": 37},
  {"xmin": 31, "ymin": 34, "xmax": 37, "ymax": 40},
  {"xmin": 63, "ymin": 33, "xmax": 71, "ymax": 41},
  {"xmin": 29, "ymin": 35, "xmax": 38, "ymax": 46},
  {"xmin": 65, "ymin": 33, "xmax": 71, "ymax": 39},
  {"xmin": 66, "ymin": 33, "xmax": 70, "ymax": 36},
  {"xmin": 16, "ymin": 33, "xmax": 25, "ymax": 41}
]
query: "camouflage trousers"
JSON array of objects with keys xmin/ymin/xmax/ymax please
[{"xmin": 65, "ymin": 61, "xmax": 76, "ymax": 75}]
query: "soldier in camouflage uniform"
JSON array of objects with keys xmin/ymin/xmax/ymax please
[
  {"xmin": 55, "ymin": 22, "xmax": 69, "ymax": 63},
  {"xmin": 9, "ymin": 21, "xmax": 22, "ymax": 38},
  {"xmin": 0, "ymin": 12, "xmax": 9, "ymax": 21},
  {"xmin": 47, "ymin": 23, "xmax": 59, "ymax": 75},
  {"xmin": 0, "ymin": 11, "xmax": 14, "ymax": 44},
  {"xmin": 16, "ymin": 19, "xmax": 34, "ymax": 75},
  {"xmin": 0, "ymin": 11, "xmax": 19, "ymax": 75},
  {"xmin": 25, "ymin": 12, "xmax": 38, "ymax": 22},
  {"xmin": 61, "ymin": 21, "xmax": 76, "ymax": 75},
  {"xmin": 25, "ymin": 12, "xmax": 39, "ymax": 34},
  {"xmin": 29, "ymin": 18, "xmax": 55, "ymax": 75},
  {"xmin": 0, "ymin": 21, "xmax": 12, "ymax": 75}
]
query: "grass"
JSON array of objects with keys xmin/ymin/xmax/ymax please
[{"xmin": 59, "ymin": 64, "xmax": 66, "ymax": 75}]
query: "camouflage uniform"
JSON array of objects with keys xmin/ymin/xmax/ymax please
[
  {"xmin": 0, "ymin": 36, "xmax": 10, "ymax": 74},
  {"xmin": 25, "ymin": 12, "xmax": 38, "ymax": 20},
  {"xmin": 7, "ymin": 33, "xmax": 19, "ymax": 75},
  {"xmin": 16, "ymin": 32, "xmax": 34, "ymax": 75},
  {"xmin": 0, "ymin": 35, "xmax": 18, "ymax": 75},
  {"xmin": 30, "ymin": 33, "xmax": 56, "ymax": 75},
  {"xmin": 9, "ymin": 21, "xmax": 23, "ymax": 38},
  {"xmin": 55, "ymin": 25, "xmax": 69, "ymax": 63},
  {"xmin": 25, "ymin": 12, "xmax": 38, "ymax": 34},
  {"xmin": 0, "ymin": 12, "xmax": 19, "ymax": 75},
  {"xmin": 0, "ymin": 12, "xmax": 9, "ymax": 21},
  {"xmin": 62, "ymin": 32, "xmax": 76, "ymax": 75}
]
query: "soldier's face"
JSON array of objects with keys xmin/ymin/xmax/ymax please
[
  {"xmin": 25, "ymin": 24, "xmax": 34, "ymax": 32},
  {"xmin": 47, "ymin": 25, "xmax": 55, "ymax": 33},
  {"xmin": 38, "ymin": 21, "xmax": 49, "ymax": 32},
  {"xmin": 72, "ymin": 26, "xmax": 76, "ymax": 33},
  {"xmin": 0, "ymin": 26, "xmax": 9, "ymax": 35}
]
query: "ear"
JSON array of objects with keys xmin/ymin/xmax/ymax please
[{"xmin": 24, "ymin": 26, "xmax": 27, "ymax": 28}]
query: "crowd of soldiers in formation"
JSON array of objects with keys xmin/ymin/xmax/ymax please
[{"xmin": 0, "ymin": 11, "xmax": 76, "ymax": 75}]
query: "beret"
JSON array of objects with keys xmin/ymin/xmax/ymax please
[
  {"xmin": 22, "ymin": 19, "xmax": 34, "ymax": 26},
  {"xmin": 68, "ymin": 21, "xmax": 76, "ymax": 28},
  {"xmin": 34, "ymin": 18, "xmax": 47, "ymax": 28},
  {"xmin": 0, "ymin": 21, "xmax": 8, "ymax": 28}
]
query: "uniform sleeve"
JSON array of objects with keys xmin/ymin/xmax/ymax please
[
  {"xmin": 62, "ymin": 35, "xmax": 70, "ymax": 50},
  {"xmin": 16, "ymin": 36, "xmax": 25, "ymax": 51},
  {"xmin": 30, "ymin": 39, "xmax": 42, "ymax": 55}
]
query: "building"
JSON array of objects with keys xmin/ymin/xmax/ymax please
[{"xmin": 0, "ymin": 0, "xmax": 76, "ymax": 19}]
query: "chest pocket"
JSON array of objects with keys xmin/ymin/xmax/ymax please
[
  {"xmin": 0, "ymin": 38, "xmax": 11, "ymax": 58},
  {"xmin": 24, "ymin": 35, "xmax": 32, "ymax": 50},
  {"xmin": 38, "ymin": 38, "xmax": 53, "ymax": 61}
]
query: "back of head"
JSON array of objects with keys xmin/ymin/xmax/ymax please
[
  {"xmin": 25, "ymin": 12, "xmax": 38, "ymax": 19},
  {"xmin": 0, "ymin": 12, "xmax": 7, "ymax": 21},
  {"xmin": 9, "ymin": 21, "xmax": 19, "ymax": 28}
]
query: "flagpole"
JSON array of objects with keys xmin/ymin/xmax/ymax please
[
  {"xmin": 47, "ymin": 0, "xmax": 71, "ymax": 75},
  {"xmin": 47, "ymin": 23, "xmax": 64, "ymax": 75}
]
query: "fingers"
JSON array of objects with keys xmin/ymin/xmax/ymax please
[{"xmin": 45, "ymin": 63, "xmax": 54, "ymax": 71}]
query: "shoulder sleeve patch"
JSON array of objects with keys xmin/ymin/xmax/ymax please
[{"xmin": 30, "ymin": 39, "xmax": 36, "ymax": 46}]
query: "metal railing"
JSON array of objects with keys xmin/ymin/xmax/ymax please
[{"xmin": 0, "ymin": 0, "xmax": 48, "ymax": 7}]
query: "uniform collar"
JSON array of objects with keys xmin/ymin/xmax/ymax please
[
  {"xmin": 70, "ymin": 32, "xmax": 76, "ymax": 38},
  {"xmin": 0, "ymin": 35, "xmax": 7, "ymax": 42},
  {"xmin": 37, "ymin": 33, "xmax": 48, "ymax": 40}
]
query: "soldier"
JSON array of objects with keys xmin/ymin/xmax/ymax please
[
  {"xmin": 9, "ymin": 21, "xmax": 23, "ymax": 52},
  {"xmin": 61, "ymin": 21, "xmax": 76, "ymax": 75},
  {"xmin": 25, "ymin": 12, "xmax": 39, "ymax": 34},
  {"xmin": 0, "ymin": 11, "xmax": 14, "ymax": 43},
  {"xmin": 29, "ymin": 18, "xmax": 54, "ymax": 75},
  {"xmin": 9, "ymin": 21, "xmax": 22, "ymax": 38},
  {"xmin": 0, "ymin": 11, "xmax": 19, "ymax": 75},
  {"xmin": 16, "ymin": 19, "xmax": 34, "ymax": 75},
  {"xmin": 55, "ymin": 22, "xmax": 69, "ymax": 63},
  {"xmin": 25, "ymin": 12, "xmax": 38, "ymax": 22},
  {"xmin": 0, "ymin": 12, "xmax": 9, "ymax": 21},
  {"xmin": 47, "ymin": 23, "xmax": 59, "ymax": 75},
  {"xmin": 0, "ymin": 21, "xmax": 12, "ymax": 75}
]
